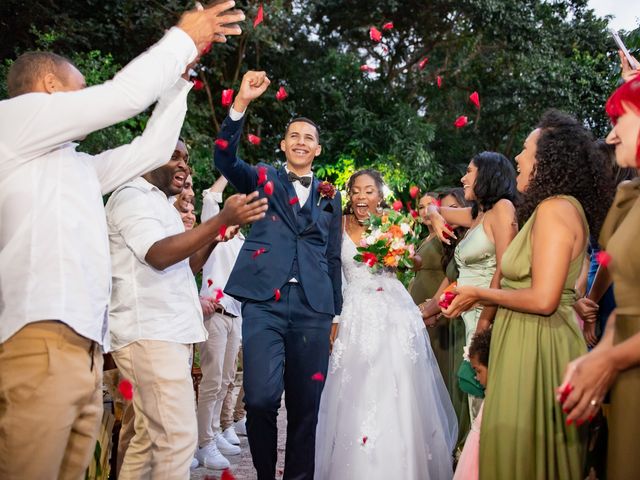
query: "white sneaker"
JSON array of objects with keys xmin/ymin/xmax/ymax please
[
  {"xmin": 216, "ymin": 432, "xmax": 241, "ymax": 456},
  {"xmin": 190, "ymin": 457, "xmax": 199, "ymax": 469},
  {"xmin": 222, "ymin": 426, "xmax": 240, "ymax": 446},
  {"xmin": 234, "ymin": 417, "xmax": 247, "ymax": 436},
  {"xmin": 196, "ymin": 442, "xmax": 230, "ymax": 470}
]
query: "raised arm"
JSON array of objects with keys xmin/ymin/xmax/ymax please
[
  {"xmin": 0, "ymin": 2, "xmax": 245, "ymax": 174},
  {"xmin": 427, "ymin": 204, "xmax": 474, "ymax": 244},
  {"xmin": 214, "ymin": 71, "xmax": 271, "ymax": 193}
]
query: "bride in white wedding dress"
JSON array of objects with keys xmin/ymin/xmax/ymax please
[{"xmin": 314, "ymin": 169, "xmax": 457, "ymax": 480}]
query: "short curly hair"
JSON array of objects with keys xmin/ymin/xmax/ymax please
[
  {"xmin": 517, "ymin": 110, "xmax": 614, "ymax": 238},
  {"xmin": 469, "ymin": 327, "xmax": 492, "ymax": 367}
]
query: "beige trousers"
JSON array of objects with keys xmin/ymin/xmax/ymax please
[
  {"xmin": 0, "ymin": 321, "xmax": 103, "ymax": 480},
  {"xmin": 196, "ymin": 312, "xmax": 241, "ymax": 446},
  {"xmin": 112, "ymin": 340, "xmax": 196, "ymax": 480}
]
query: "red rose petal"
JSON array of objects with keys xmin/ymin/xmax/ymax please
[
  {"xmin": 219, "ymin": 224, "xmax": 227, "ymax": 238},
  {"xmin": 369, "ymin": 26, "xmax": 382, "ymax": 42},
  {"xmin": 438, "ymin": 291, "xmax": 457, "ymax": 309},
  {"xmin": 248, "ymin": 134, "xmax": 261, "ymax": 145},
  {"xmin": 596, "ymin": 251, "xmax": 612, "ymax": 267},
  {"xmin": 376, "ymin": 287, "xmax": 384, "ymax": 292},
  {"xmin": 275, "ymin": 86, "xmax": 288, "ymax": 101},
  {"xmin": 221, "ymin": 470, "xmax": 236, "ymax": 480},
  {"xmin": 382, "ymin": 22, "xmax": 394, "ymax": 30},
  {"xmin": 118, "ymin": 379, "xmax": 133, "ymax": 401},
  {"xmin": 257, "ymin": 166, "xmax": 268, "ymax": 186},
  {"xmin": 289, "ymin": 197, "xmax": 299, "ymax": 205},
  {"xmin": 409, "ymin": 185, "xmax": 420, "ymax": 199},
  {"xmin": 418, "ymin": 57, "xmax": 429, "ymax": 70},
  {"xmin": 454, "ymin": 115, "xmax": 468, "ymax": 128},
  {"xmin": 274, "ymin": 288, "xmax": 281, "ymax": 301},
  {"xmin": 362, "ymin": 252, "xmax": 377, "ymax": 267},
  {"xmin": 392, "ymin": 200, "xmax": 403, "ymax": 211},
  {"xmin": 362, "ymin": 436, "xmax": 368, "ymax": 445},
  {"xmin": 410, "ymin": 209, "xmax": 418, "ymax": 218},
  {"xmin": 264, "ymin": 180, "xmax": 274, "ymax": 196},
  {"xmin": 437, "ymin": 76, "xmax": 442, "ymax": 88},
  {"xmin": 360, "ymin": 65, "xmax": 377, "ymax": 73},
  {"xmin": 252, "ymin": 247, "xmax": 267, "ymax": 259},
  {"xmin": 207, "ymin": 278, "xmax": 213, "ymax": 288},
  {"xmin": 311, "ymin": 372, "xmax": 325, "ymax": 381},
  {"xmin": 202, "ymin": 43, "xmax": 212, "ymax": 55},
  {"xmin": 214, "ymin": 288, "xmax": 224, "ymax": 302},
  {"xmin": 469, "ymin": 91, "xmax": 480, "ymax": 108},
  {"xmin": 215, "ymin": 138, "xmax": 229, "ymax": 150},
  {"xmin": 192, "ymin": 79, "xmax": 204, "ymax": 91},
  {"xmin": 221, "ymin": 89, "xmax": 234, "ymax": 108},
  {"xmin": 253, "ymin": 3, "xmax": 264, "ymax": 28},
  {"xmin": 443, "ymin": 223, "xmax": 454, "ymax": 239}
]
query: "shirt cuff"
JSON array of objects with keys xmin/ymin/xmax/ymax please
[
  {"xmin": 203, "ymin": 189, "xmax": 223, "ymax": 204},
  {"xmin": 229, "ymin": 106, "xmax": 245, "ymax": 121},
  {"xmin": 332, "ymin": 315, "xmax": 340, "ymax": 324}
]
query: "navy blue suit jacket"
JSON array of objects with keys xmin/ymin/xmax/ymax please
[{"xmin": 214, "ymin": 115, "xmax": 343, "ymax": 316}]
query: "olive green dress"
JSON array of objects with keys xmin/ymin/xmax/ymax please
[
  {"xmin": 599, "ymin": 178, "xmax": 640, "ymax": 479},
  {"xmin": 479, "ymin": 196, "xmax": 587, "ymax": 480},
  {"xmin": 409, "ymin": 236, "xmax": 447, "ymax": 375}
]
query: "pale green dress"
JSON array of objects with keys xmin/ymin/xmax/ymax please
[{"xmin": 479, "ymin": 196, "xmax": 587, "ymax": 480}]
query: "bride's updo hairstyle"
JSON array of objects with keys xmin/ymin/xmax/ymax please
[
  {"xmin": 470, "ymin": 151, "xmax": 518, "ymax": 219},
  {"xmin": 344, "ymin": 168, "xmax": 389, "ymax": 214}
]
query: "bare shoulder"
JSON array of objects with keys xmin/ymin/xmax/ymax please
[
  {"xmin": 535, "ymin": 197, "xmax": 583, "ymax": 227},
  {"xmin": 486, "ymin": 198, "xmax": 516, "ymax": 224}
]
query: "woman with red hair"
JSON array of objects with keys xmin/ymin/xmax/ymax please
[{"xmin": 559, "ymin": 59, "xmax": 640, "ymax": 478}]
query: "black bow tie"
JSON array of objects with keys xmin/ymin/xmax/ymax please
[{"xmin": 287, "ymin": 171, "xmax": 312, "ymax": 188}]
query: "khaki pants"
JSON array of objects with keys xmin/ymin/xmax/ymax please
[
  {"xmin": 0, "ymin": 321, "xmax": 103, "ymax": 480},
  {"xmin": 112, "ymin": 340, "xmax": 196, "ymax": 480},
  {"xmin": 196, "ymin": 312, "xmax": 241, "ymax": 446}
]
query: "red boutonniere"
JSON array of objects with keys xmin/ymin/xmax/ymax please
[{"xmin": 317, "ymin": 181, "xmax": 337, "ymax": 206}]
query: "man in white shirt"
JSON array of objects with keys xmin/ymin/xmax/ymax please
[
  {"xmin": 0, "ymin": 3, "xmax": 245, "ymax": 478},
  {"xmin": 106, "ymin": 144, "xmax": 267, "ymax": 479},
  {"xmin": 195, "ymin": 177, "xmax": 245, "ymax": 470}
]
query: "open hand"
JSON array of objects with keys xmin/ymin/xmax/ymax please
[
  {"xmin": 234, "ymin": 71, "xmax": 271, "ymax": 112},
  {"xmin": 220, "ymin": 191, "xmax": 268, "ymax": 226},
  {"xmin": 178, "ymin": 1, "xmax": 245, "ymax": 53}
]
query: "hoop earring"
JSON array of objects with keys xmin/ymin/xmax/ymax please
[{"xmin": 376, "ymin": 202, "xmax": 383, "ymax": 214}]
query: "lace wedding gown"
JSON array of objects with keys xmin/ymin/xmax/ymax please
[{"xmin": 314, "ymin": 235, "xmax": 458, "ymax": 479}]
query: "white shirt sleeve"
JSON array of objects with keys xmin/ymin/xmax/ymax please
[
  {"xmin": 107, "ymin": 188, "xmax": 168, "ymax": 265},
  {"xmin": 0, "ymin": 27, "xmax": 197, "ymax": 177},
  {"xmin": 201, "ymin": 189, "xmax": 223, "ymax": 222},
  {"xmin": 229, "ymin": 106, "xmax": 246, "ymax": 121},
  {"xmin": 89, "ymin": 78, "xmax": 192, "ymax": 195}
]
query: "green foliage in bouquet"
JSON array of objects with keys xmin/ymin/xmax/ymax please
[{"xmin": 353, "ymin": 210, "xmax": 422, "ymax": 279}]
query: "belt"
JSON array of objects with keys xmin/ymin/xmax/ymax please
[{"xmin": 214, "ymin": 305, "xmax": 238, "ymax": 319}]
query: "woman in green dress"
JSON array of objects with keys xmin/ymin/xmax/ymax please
[
  {"xmin": 559, "ymin": 74, "xmax": 640, "ymax": 478},
  {"xmin": 441, "ymin": 110, "xmax": 612, "ymax": 479}
]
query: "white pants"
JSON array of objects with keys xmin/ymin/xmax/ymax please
[
  {"xmin": 196, "ymin": 312, "xmax": 242, "ymax": 447},
  {"xmin": 112, "ymin": 341, "xmax": 196, "ymax": 480}
]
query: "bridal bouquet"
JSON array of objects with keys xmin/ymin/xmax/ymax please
[{"xmin": 354, "ymin": 210, "xmax": 423, "ymax": 274}]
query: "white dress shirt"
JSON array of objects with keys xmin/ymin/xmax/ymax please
[
  {"xmin": 0, "ymin": 27, "xmax": 197, "ymax": 347},
  {"xmin": 200, "ymin": 189, "xmax": 243, "ymax": 317},
  {"xmin": 106, "ymin": 177, "xmax": 207, "ymax": 350}
]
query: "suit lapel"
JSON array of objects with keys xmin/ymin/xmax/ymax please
[
  {"xmin": 277, "ymin": 167, "xmax": 299, "ymax": 229},
  {"xmin": 309, "ymin": 178, "xmax": 321, "ymax": 227}
]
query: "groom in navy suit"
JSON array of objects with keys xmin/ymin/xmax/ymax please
[{"xmin": 214, "ymin": 71, "xmax": 342, "ymax": 480}]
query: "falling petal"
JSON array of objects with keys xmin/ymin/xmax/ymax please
[
  {"xmin": 409, "ymin": 186, "xmax": 420, "ymax": 199},
  {"xmin": 252, "ymin": 247, "xmax": 267, "ymax": 259},
  {"xmin": 275, "ymin": 86, "xmax": 288, "ymax": 101},
  {"xmin": 437, "ymin": 76, "xmax": 442, "ymax": 88},
  {"xmin": 221, "ymin": 470, "xmax": 236, "ymax": 480},
  {"xmin": 311, "ymin": 372, "xmax": 325, "ymax": 381},
  {"xmin": 469, "ymin": 91, "xmax": 480, "ymax": 108},
  {"xmin": 219, "ymin": 224, "xmax": 227, "ymax": 238},
  {"xmin": 376, "ymin": 287, "xmax": 384, "ymax": 292},
  {"xmin": 248, "ymin": 134, "xmax": 261, "ymax": 145},
  {"xmin": 289, "ymin": 197, "xmax": 299, "ymax": 205},
  {"xmin": 215, "ymin": 138, "xmax": 229, "ymax": 150},
  {"xmin": 361, "ymin": 436, "xmax": 368, "ymax": 445},
  {"xmin": 392, "ymin": 200, "xmax": 403, "ymax": 211},
  {"xmin": 192, "ymin": 79, "xmax": 204, "ymax": 90},
  {"xmin": 264, "ymin": 180, "xmax": 274, "ymax": 196},
  {"xmin": 410, "ymin": 209, "xmax": 418, "ymax": 218},
  {"xmin": 360, "ymin": 65, "xmax": 377, "ymax": 73},
  {"xmin": 418, "ymin": 57, "xmax": 429, "ymax": 70},
  {"xmin": 454, "ymin": 115, "xmax": 468, "ymax": 128},
  {"xmin": 214, "ymin": 288, "xmax": 224, "ymax": 302},
  {"xmin": 207, "ymin": 278, "xmax": 213, "ymax": 288},
  {"xmin": 253, "ymin": 3, "xmax": 264, "ymax": 28},
  {"xmin": 369, "ymin": 26, "xmax": 382, "ymax": 42},
  {"xmin": 202, "ymin": 43, "xmax": 212, "ymax": 55},
  {"xmin": 382, "ymin": 21, "xmax": 394, "ymax": 30},
  {"xmin": 118, "ymin": 379, "xmax": 133, "ymax": 401},
  {"xmin": 405, "ymin": 201, "xmax": 413, "ymax": 211},
  {"xmin": 221, "ymin": 89, "xmax": 234, "ymax": 107},
  {"xmin": 257, "ymin": 166, "xmax": 268, "ymax": 186},
  {"xmin": 596, "ymin": 251, "xmax": 612, "ymax": 267},
  {"xmin": 274, "ymin": 288, "xmax": 281, "ymax": 301}
]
